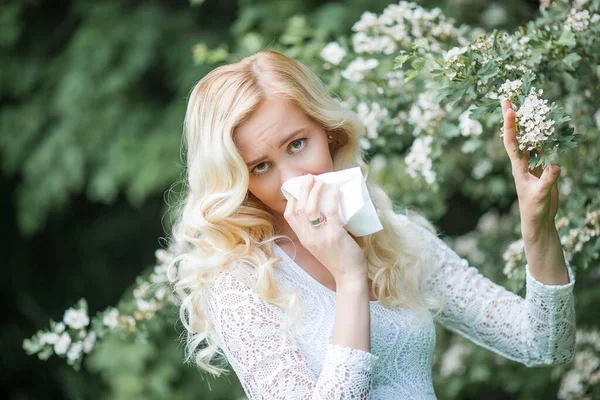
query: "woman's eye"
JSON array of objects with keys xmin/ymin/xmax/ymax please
[
  {"xmin": 252, "ymin": 162, "xmax": 269, "ymax": 175},
  {"xmin": 250, "ymin": 138, "xmax": 308, "ymax": 176},
  {"xmin": 290, "ymin": 138, "xmax": 307, "ymax": 152}
]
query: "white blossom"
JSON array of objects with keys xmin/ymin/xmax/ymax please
[
  {"xmin": 407, "ymin": 93, "xmax": 445, "ymax": 135},
  {"xmin": 136, "ymin": 298, "xmax": 158, "ymax": 313},
  {"xmin": 83, "ymin": 332, "xmax": 96, "ymax": 353},
  {"xmin": 66, "ymin": 341, "xmax": 83, "ymax": 362},
  {"xmin": 440, "ymin": 341, "xmax": 472, "ymax": 377},
  {"xmin": 577, "ymin": 329, "xmax": 600, "ymax": 351},
  {"xmin": 502, "ymin": 239, "xmax": 524, "ymax": 278},
  {"xmin": 352, "ymin": 32, "xmax": 396, "ymax": 55},
  {"xmin": 459, "ymin": 107, "xmax": 483, "ymax": 137},
  {"xmin": 444, "ymin": 46, "xmax": 467, "ymax": 65},
  {"xmin": 63, "ymin": 307, "xmax": 90, "ymax": 330},
  {"xmin": 593, "ymin": 109, "xmax": 600, "ymax": 129},
  {"xmin": 504, "ymin": 64, "xmax": 532, "ymax": 74},
  {"xmin": 384, "ymin": 70, "xmax": 404, "ymax": 89},
  {"xmin": 558, "ymin": 370, "xmax": 585, "ymax": 399},
  {"xmin": 351, "ymin": 2, "xmax": 465, "ymax": 52},
  {"xmin": 352, "ymin": 11, "xmax": 382, "ymax": 33},
  {"xmin": 561, "ymin": 209, "xmax": 600, "ymax": 254},
  {"xmin": 359, "ymin": 137, "xmax": 371, "ymax": 150},
  {"xmin": 356, "ymin": 102, "xmax": 389, "ymax": 139},
  {"xmin": 151, "ymin": 264, "xmax": 169, "ymax": 284},
  {"xmin": 320, "ymin": 42, "xmax": 346, "ymax": 66},
  {"xmin": 134, "ymin": 282, "xmax": 150, "ymax": 299},
  {"xmin": 103, "ymin": 308, "xmax": 120, "ymax": 329},
  {"xmin": 341, "ymin": 57, "xmax": 379, "ymax": 82},
  {"xmin": 155, "ymin": 286, "xmax": 168, "ymax": 301},
  {"xmin": 405, "ymin": 135, "xmax": 436, "ymax": 185},
  {"xmin": 54, "ymin": 332, "xmax": 71, "ymax": 355},
  {"xmin": 454, "ymin": 234, "xmax": 485, "ymax": 264},
  {"xmin": 369, "ymin": 154, "xmax": 388, "ymax": 174},
  {"xmin": 40, "ymin": 332, "xmax": 60, "ymax": 346},
  {"xmin": 497, "ymin": 79, "xmax": 523, "ymax": 100},
  {"xmin": 559, "ymin": 177, "xmax": 573, "ymax": 196},
  {"xmin": 477, "ymin": 211, "xmax": 500, "ymax": 235},
  {"xmin": 54, "ymin": 322, "xmax": 66, "ymax": 333},
  {"xmin": 565, "ymin": 8, "xmax": 590, "ymax": 32},
  {"xmin": 472, "ymin": 159, "xmax": 493, "ymax": 180},
  {"xmin": 515, "ymin": 88, "xmax": 555, "ymax": 151},
  {"xmin": 504, "ymin": 35, "xmax": 532, "ymax": 60}
]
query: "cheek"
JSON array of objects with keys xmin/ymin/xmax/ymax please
[{"xmin": 248, "ymin": 180, "xmax": 280, "ymax": 203}]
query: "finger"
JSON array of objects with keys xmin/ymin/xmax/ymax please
[
  {"xmin": 537, "ymin": 164, "xmax": 561, "ymax": 195},
  {"xmin": 323, "ymin": 185, "xmax": 343, "ymax": 225},
  {"xmin": 501, "ymin": 100, "xmax": 528, "ymax": 176},
  {"xmin": 295, "ymin": 174, "xmax": 314, "ymax": 214},
  {"xmin": 305, "ymin": 178, "xmax": 324, "ymax": 220},
  {"xmin": 284, "ymin": 194, "xmax": 297, "ymax": 220}
]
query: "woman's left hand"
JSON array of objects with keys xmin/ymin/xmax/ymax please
[{"xmin": 501, "ymin": 99, "xmax": 560, "ymax": 243}]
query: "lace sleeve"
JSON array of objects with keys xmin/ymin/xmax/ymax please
[
  {"xmin": 414, "ymin": 222, "xmax": 576, "ymax": 367},
  {"xmin": 207, "ymin": 270, "xmax": 378, "ymax": 400}
]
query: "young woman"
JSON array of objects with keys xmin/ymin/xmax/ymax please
[{"xmin": 167, "ymin": 49, "xmax": 575, "ymax": 399}]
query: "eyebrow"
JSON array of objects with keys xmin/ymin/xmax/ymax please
[{"xmin": 245, "ymin": 127, "xmax": 306, "ymax": 167}]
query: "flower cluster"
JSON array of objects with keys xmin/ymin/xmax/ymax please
[
  {"xmin": 320, "ymin": 42, "xmax": 346, "ymax": 66},
  {"xmin": 384, "ymin": 70, "xmax": 405, "ymax": 89},
  {"xmin": 565, "ymin": 8, "xmax": 591, "ymax": 32},
  {"xmin": 472, "ymin": 159, "xmax": 493, "ymax": 179},
  {"xmin": 505, "ymin": 35, "xmax": 532, "ymax": 60},
  {"xmin": 356, "ymin": 102, "xmax": 389, "ymax": 140},
  {"xmin": 515, "ymin": 88, "xmax": 555, "ymax": 152},
  {"xmin": 405, "ymin": 135, "xmax": 436, "ymax": 185},
  {"xmin": 502, "ymin": 239, "xmax": 525, "ymax": 278},
  {"xmin": 443, "ymin": 46, "xmax": 467, "ymax": 67},
  {"xmin": 560, "ymin": 209, "xmax": 600, "ymax": 253},
  {"xmin": 439, "ymin": 338, "xmax": 472, "ymax": 378},
  {"xmin": 469, "ymin": 34, "xmax": 494, "ymax": 61},
  {"xmin": 22, "ymin": 300, "xmax": 96, "ymax": 369},
  {"xmin": 458, "ymin": 107, "xmax": 483, "ymax": 137},
  {"xmin": 453, "ymin": 234, "xmax": 485, "ymax": 265},
  {"xmin": 407, "ymin": 93, "xmax": 446, "ymax": 136},
  {"xmin": 496, "ymin": 79, "xmax": 523, "ymax": 101},
  {"xmin": 23, "ymin": 244, "xmax": 179, "ymax": 369},
  {"xmin": 558, "ymin": 328, "xmax": 600, "ymax": 400},
  {"xmin": 476, "ymin": 210, "xmax": 501, "ymax": 235},
  {"xmin": 341, "ymin": 57, "xmax": 379, "ymax": 82},
  {"xmin": 350, "ymin": 2, "xmax": 464, "ymax": 55}
]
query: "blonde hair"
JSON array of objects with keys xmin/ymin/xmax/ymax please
[{"xmin": 167, "ymin": 49, "xmax": 442, "ymax": 375}]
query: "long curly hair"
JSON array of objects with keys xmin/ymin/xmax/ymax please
[{"xmin": 167, "ymin": 49, "xmax": 442, "ymax": 375}]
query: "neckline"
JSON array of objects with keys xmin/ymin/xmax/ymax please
[{"xmin": 273, "ymin": 243, "xmax": 380, "ymax": 304}]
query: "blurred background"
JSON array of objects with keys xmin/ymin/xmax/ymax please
[{"xmin": 3, "ymin": 0, "xmax": 596, "ymax": 399}]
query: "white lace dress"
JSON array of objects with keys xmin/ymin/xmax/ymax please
[{"xmin": 207, "ymin": 215, "xmax": 576, "ymax": 399}]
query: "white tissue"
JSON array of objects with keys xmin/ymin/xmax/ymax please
[{"xmin": 280, "ymin": 167, "xmax": 383, "ymax": 237}]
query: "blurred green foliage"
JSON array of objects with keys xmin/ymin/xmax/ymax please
[{"xmin": 6, "ymin": 0, "xmax": 598, "ymax": 399}]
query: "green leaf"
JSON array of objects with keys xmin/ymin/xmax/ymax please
[
  {"xmin": 394, "ymin": 52, "xmax": 412, "ymax": 69},
  {"xmin": 557, "ymin": 29, "xmax": 576, "ymax": 47},
  {"xmin": 411, "ymin": 57, "xmax": 426, "ymax": 72},
  {"xmin": 563, "ymin": 52, "xmax": 581, "ymax": 70},
  {"xmin": 404, "ymin": 69, "xmax": 420, "ymax": 83}
]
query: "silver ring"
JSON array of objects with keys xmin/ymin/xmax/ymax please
[{"xmin": 309, "ymin": 214, "xmax": 327, "ymax": 229}]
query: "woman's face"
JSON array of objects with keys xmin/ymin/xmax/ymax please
[{"xmin": 234, "ymin": 97, "xmax": 334, "ymax": 218}]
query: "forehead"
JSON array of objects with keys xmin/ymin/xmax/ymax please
[{"xmin": 233, "ymin": 97, "xmax": 311, "ymax": 156}]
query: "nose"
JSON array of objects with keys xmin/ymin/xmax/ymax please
[{"xmin": 279, "ymin": 166, "xmax": 309, "ymax": 193}]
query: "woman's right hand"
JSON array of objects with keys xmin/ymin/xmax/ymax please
[{"xmin": 283, "ymin": 174, "xmax": 368, "ymax": 284}]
